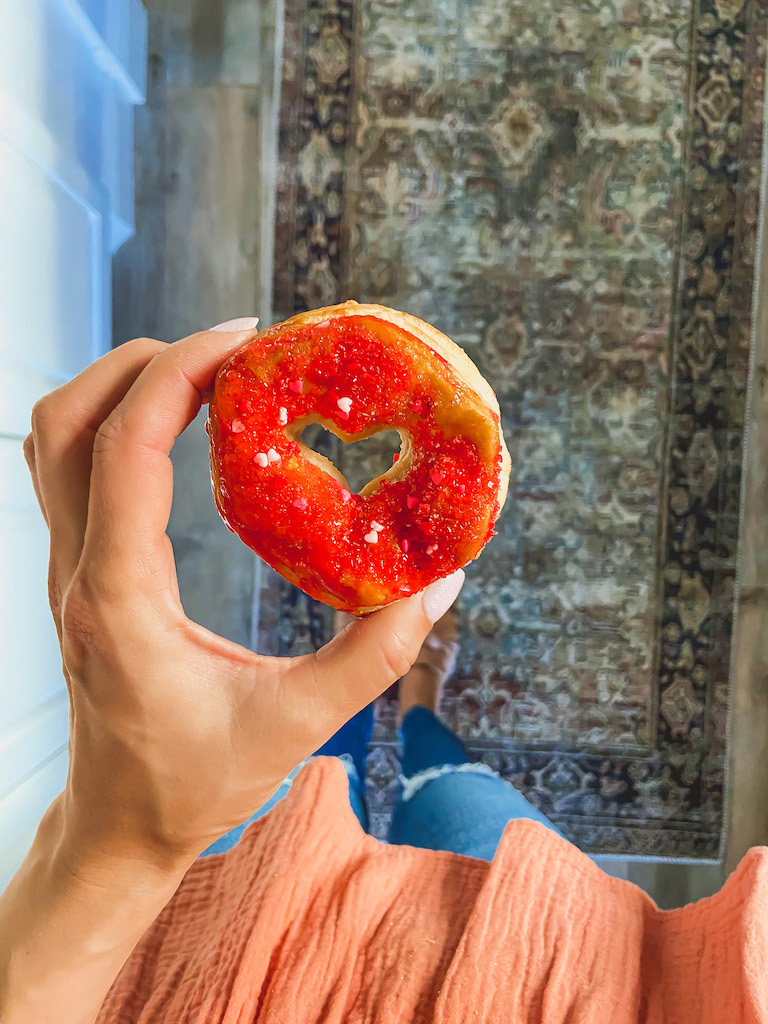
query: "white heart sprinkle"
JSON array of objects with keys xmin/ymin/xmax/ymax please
[
  {"xmin": 255, "ymin": 452, "xmax": 268, "ymax": 467},
  {"xmin": 371, "ymin": 521, "xmax": 385, "ymax": 532},
  {"xmin": 337, "ymin": 396, "xmax": 353, "ymax": 414},
  {"xmin": 364, "ymin": 530, "xmax": 379, "ymax": 544},
  {"xmin": 278, "ymin": 407, "xmax": 288, "ymax": 425},
  {"xmin": 267, "ymin": 448, "xmax": 281, "ymax": 464}
]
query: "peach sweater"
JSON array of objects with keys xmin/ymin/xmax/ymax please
[{"xmin": 99, "ymin": 758, "xmax": 768, "ymax": 1023}]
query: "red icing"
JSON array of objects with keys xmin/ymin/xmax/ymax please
[{"xmin": 208, "ymin": 314, "xmax": 503, "ymax": 613}]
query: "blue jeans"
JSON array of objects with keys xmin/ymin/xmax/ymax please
[{"xmin": 202, "ymin": 704, "xmax": 561, "ymax": 859}]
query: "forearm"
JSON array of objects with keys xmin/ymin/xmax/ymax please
[{"xmin": 0, "ymin": 797, "xmax": 192, "ymax": 1024}]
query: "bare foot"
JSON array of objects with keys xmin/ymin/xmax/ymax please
[{"xmin": 397, "ymin": 606, "xmax": 459, "ymax": 725}]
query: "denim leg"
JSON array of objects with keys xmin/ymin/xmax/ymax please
[
  {"xmin": 399, "ymin": 705, "xmax": 471, "ymax": 776},
  {"xmin": 390, "ymin": 706, "xmax": 563, "ymax": 859}
]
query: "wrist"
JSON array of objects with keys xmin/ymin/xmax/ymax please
[
  {"xmin": 55, "ymin": 788, "xmax": 201, "ymax": 889},
  {"xmin": 0, "ymin": 796, "xmax": 191, "ymax": 1024}
]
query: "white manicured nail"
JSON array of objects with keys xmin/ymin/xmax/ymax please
[
  {"xmin": 209, "ymin": 317, "xmax": 260, "ymax": 332},
  {"xmin": 422, "ymin": 569, "xmax": 465, "ymax": 623}
]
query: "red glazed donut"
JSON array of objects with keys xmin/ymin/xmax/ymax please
[{"xmin": 208, "ymin": 302, "xmax": 510, "ymax": 615}]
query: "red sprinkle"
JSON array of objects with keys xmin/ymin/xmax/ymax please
[
  {"xmin": 456, "ymin": 482, "xmax": 466, "ymax": 494},
  {"xmin": 292, "ymin": 497, "xmax": 308, "ymax": 511},
  {"xmin": 412, "ymin": 399, "xmax": 424, "ymax": 414},
  {"xmin": 240, "ymin": 399, "xmax": 253, "ymax": 414},
  {"xmin": 340, "ymin": 487, "xmax": 351, "ymax": 503},
  {"xmin": 230, "ymin": 419, "xmax": 246, "ymax": 433},
  {"xmin": 401, "ymin": 539, "xmax": 410, "ymax": 553},
  {"xmin": 406, "ymin": 495, "xmax": 419, "ymax": 510},
  {"xmin": 288, "ymin": 379, "xmax": 303, "ymax": 394},
  {"xmin": 431, "ymin": 471, "xmax": 446, "ymax": 485},
  {"xmin": 392, "ymin": 452, "xmax": 399, "ymax": 464}
]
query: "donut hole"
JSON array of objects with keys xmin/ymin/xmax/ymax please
[{"xmin": 295, "ymin": 420, "xmax": 409, "ymax": 495}]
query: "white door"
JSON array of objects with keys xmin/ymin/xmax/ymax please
[{"xmin": 0, "ymin": 0, "xmax": 147, "ymax": 888}]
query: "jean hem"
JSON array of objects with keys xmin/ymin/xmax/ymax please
[{"xmin": 399, "ymin": 761, "xmax": 499, "ymax": 802}]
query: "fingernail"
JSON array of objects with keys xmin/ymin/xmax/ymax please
[
  {"xmin": 422, "ymin": 569, "xmax": 465, "ymax": 623},
  {"xmin": 209, "ymin": 317, "xmax": 260, "ymax": 333}
]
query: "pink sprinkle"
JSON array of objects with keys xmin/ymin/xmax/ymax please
[
  {"xmin": 278, "ymin": 407, "xmax": 288, "ymax": 426},
  {"xmin": 340, "ymin": 487, "xmax": 351, "ymax": 503},
  {"xmin": 255, "ymin": 452, "xmax": 268, "ymax": 468},
  {"xmin": 401, "ymin": 539, "xmax": 410, "ymax": 553},
  {"xmin": 337, "ymin": 396, "xmax": 353, "ymax": 414},
  {"xmin": 292, "ymin": 498, "xmax": 308, "ymax": 511},
  {"xmin": 431, "ymin": 471, "xmax": 446, "ymax": 485},
  {"xmin": 392, "ymin": 452, "xmax": 399, "ymax": 464},
  {"xmin": 427, "ymin": 543, "xmax": 438, "ymax": 555},
  {"xmin": 412, "ymin": 399, "xmax": 424, "ymax": 414},
  {"xmin": 241, "ymin": 399, "xmax": 253, "ymax": 414},
  {"xmin": 406, "ymin": 495, "xmax": 418, "ymax": 510},
  {"xmin": 230, "ymin": 419, "xmax": 245, "ymax": 433},
  {"xmin": 371, "ymin": 521, "xmax": 385, "ymax": 532},
  {"xmin": 288, "ymin": 379, "xmax": 303, "ymax": 394},
  {"xmin": 456, "ymin": 482, "xmax": 466, "ymax": 494},
  {"xmin": 267, "ymin": 448, "xmax": 281, "ymax": 464},
  {"xmin": 364, "ymin": 530, "xmax": 379, "ymax": 544}
]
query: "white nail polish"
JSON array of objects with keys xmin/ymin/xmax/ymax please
[
  {"xmin": 209, "ymin": 317, "xmax": 260, "ymax": 332},
  {"xmin": 422, "ymin": 569, "xmax": 465, "ymax": 623}
]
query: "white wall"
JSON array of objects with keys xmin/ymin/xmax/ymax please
[{"xmin": 0, "ymin": 0, "xmax": 146, "ymax": 889}]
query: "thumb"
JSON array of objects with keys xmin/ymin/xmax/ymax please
[{"xmin": 307, "ymin": 570, "xmax": 465, "ymax": 719}]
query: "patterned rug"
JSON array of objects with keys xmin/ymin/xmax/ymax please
[{"xmin": 265, "ymin": 0, "xmax": 768, "ymax": 857}]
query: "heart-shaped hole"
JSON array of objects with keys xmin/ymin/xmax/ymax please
[{"xmin": 298, "ymin": 421, "xmax": 405, "ymax": 495}]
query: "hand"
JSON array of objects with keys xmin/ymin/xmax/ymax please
[{"xmin": 23, "ymin": 323, "xmax": 464, "ymax": 871}]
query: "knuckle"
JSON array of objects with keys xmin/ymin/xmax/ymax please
[
  {"xmin": 125, "ymin": 336, "xmax": 167, "ymax": 360},
  {"xmin": 30, "ymin": 395, "xmax": 60, "ymax": 436},
  {"xmin": 380, "ymin": 630, "xmax": 417, "ymax": 682},
  {"xmin": 92, "ymin": 408, "xmax": 128, "ymax": 456},
  {"xmin": 47, "ymin": 563, "xmax": 63, "ymax": 623},
  {"xmin": 60, "ymin": 569, "xmax": 126, "ymax": 676},
  {"xmin": 22, "ymin": 432, "xmax": 35, "ymax": 465},
  {"xmin": 60, "ymin": 578, "xmax": 100, "ymax": 673}
]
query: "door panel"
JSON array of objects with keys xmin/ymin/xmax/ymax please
[{"xmin": 0, "ymin": 0, "xmax": 146, "ymax": 890}]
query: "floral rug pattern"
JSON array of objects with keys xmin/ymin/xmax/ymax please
[{"xmin": 267, "ymin": 0, "xmax": 768, "ymax": 856}]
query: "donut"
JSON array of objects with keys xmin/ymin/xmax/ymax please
[{"xmin": 207, "ymin": 301, "xmax": 510, "ymax": 615}]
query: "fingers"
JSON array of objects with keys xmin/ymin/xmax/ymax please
[
  {"xmin": 290, "ymin": 571, "xmax": 465, "ymax": 731},
  {"xmin": 81, "ymin": 325, "xmax": 260, "ymax": 596},
  {"xmin": 27, "ymin": 338, "xmax": 168, "ymax": 608}
]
